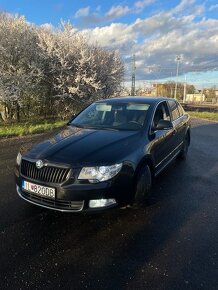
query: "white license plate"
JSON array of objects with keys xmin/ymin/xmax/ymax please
[{"xmin": 22, "ymin": 180, "xmax": 55, "ymax": 199}]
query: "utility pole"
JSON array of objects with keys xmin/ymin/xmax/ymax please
[
  {"xmin": 131, "ymin": 54, "xmax": 136, "ymax": 96},
  {"xmin": 170, "ymin": 72, "xmax": 173, "ymax": 97},
  {"xmin": 148, "ymin": 67, "xmax": 158, "ymax": 96},
  {"xmin": 183, "ymin": 75, "xmax": 187, "ymax": 103},
  {"xmin": 174, "ymin": 55, "xmax": 182, "ymax": 99}
]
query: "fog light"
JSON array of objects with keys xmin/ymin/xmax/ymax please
[{"xmin": 89, "ymin": 198, "xmax": 117, "ymax": 208}]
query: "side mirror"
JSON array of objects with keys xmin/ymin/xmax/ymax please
[{"xmin": 156, "ymin": 119, "xmax": 173, "ymax": 130}]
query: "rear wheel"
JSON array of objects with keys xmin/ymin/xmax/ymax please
[
  {"xmin": 178, "ymin": 133, "xmax": 189, "ymax": 160},
  {"xmin": 134, "ymin": 164, "xmax": 152, "ymax": 206}
]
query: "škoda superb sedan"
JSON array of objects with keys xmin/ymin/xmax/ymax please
[{"xmin": 15, "ymin": 97, "xmax": 190, "ymax": 212}]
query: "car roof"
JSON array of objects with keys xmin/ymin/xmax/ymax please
[{"xmin": 96, "ymin": 96, "xmax": 170, "ymax": 105}]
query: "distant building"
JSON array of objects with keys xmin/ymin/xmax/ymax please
[{"xmin": 186, "ymin": 93, "xmax": 205, "ymax": 103}]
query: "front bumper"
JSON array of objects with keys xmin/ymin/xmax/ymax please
[
  {"xmin": 15, "ymin": 164, "xmax": 135, "ymax": 212},
  {"xmin": 16, "ymin": 185, "xmax": 85, "ymax": 212}
]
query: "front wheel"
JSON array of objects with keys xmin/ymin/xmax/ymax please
[{"xmin": 134, "ymin": 164, "xmax": 152, "ymax": 206}]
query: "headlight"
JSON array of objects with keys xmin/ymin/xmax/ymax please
[
  {"xmin": 16, "ymin": 152, "xmax": 22, "ymax": 166},
  {"xmin": 78, "ymin": 163, "xmax": 122, "ymax": 183}
]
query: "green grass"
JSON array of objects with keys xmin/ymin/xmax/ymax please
[
  {"xmin": 188, "ymin": 111, "xmax": 218, "ymax": 121},
  {"xmin": 0, "ymin": 120, "xmax": 66, "ymax": 138}
]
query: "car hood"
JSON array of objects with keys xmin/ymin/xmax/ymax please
[{"xmin": 22, "ymin": 126, "xmax": 142, "ymax": 166}]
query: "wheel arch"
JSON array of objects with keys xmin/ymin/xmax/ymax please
[
  {"xmin": 134, "ymin": 155, "xmax": 155, "ymax": 183},
  {"xmin": 185, "ymin": 127, "xmax": 191, "ymax": 145}
]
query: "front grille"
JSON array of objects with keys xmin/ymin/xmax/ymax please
[
  {"xmin": 20, "ymin": 190, "xmax": 84, "ymax": 211},
  {"xmin": 21, "ymin": 159, "xmax": 70, "ymax": 184}
]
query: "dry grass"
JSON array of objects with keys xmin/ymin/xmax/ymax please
[{"xmin": 188, "ymin": 111, "xmax": 218, "ymax": 121}]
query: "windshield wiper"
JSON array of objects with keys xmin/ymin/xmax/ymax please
[
  {"xmin": 99, "ymin": 127, "xmax": 119, "ymax": 131},
  {"xmin": 69, "ymin": 124, "xmax": 120, "ymax": 131},
  {"xmin": 78, "ymin": 125, "xmax": 119, "ymax": 131}
]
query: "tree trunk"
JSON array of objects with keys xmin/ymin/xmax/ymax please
[{"xmin": 16, "ymin": 102, "xmax": 20, "ymax": 122}]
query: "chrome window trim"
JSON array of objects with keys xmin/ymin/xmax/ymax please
[{"xmin": 171, "ymin": 114, "xmax": 185, "ymax": 126}]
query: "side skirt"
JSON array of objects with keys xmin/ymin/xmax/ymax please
[{"xmin": 154, "ymin": 142, "xmax": 183, "ymax": 177}]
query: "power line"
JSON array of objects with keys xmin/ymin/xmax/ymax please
[{"xmin": 145, "ymin": 64, "xmax": 218, "ymax": 73}]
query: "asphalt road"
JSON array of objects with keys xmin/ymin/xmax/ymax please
[{"xmin": 0, "ymin": 118, "xmax": 217, "ymax": 290}]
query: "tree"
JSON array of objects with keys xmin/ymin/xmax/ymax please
[
  {"xmin": 0, "ymin": 13, "xmax": 43, "ymax": 121},
  {"xmin": 203, "ymin": 88, "xmax": 216, "ymax": 101},
  {"xmin": 36, "ymin": 22, "xmax": 124, "ymax": 115},
  {"xmin": 155, "ymin": 82, "xmax": 196, "ymax": 100},
  {"xmin": 0, "ymin": 14, "xmax": 124, "ymax": 122}
]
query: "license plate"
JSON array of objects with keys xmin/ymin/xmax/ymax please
[{"xmin": 22, "ymin": 180, "xmax": 55, "ymax": 199}]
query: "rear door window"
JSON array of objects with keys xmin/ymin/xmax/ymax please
[
  {"xmin": 168, "ymin": 100, "xmax": 180, "ymax": 121},
  {"xmin": 177, "ymin": 102, "xmax": 184, "ymax": 117}
]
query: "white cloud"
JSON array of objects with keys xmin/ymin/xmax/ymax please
[
  {"xmin": 105, "ymin": 0, "xmax": 156, "ymax": 19},
  {"xmin": 74, "ymin": 6, "xmax": 90, "ymax": 18},
  {"xmin": 209, "ymin": 4, "xmax": 218, "ymax": 11},
  {"xmin": 106, "ymin": 5, "xmax": 130, "ymax": 18},
  {"xmin": 80, "ymin": 1, "xmax": 218, "ymax": 80},
  {"xmin": 75, "ymin": 0, "xmax": 156, "ymax": 25},
  {"xmin": 172, "ymin": 0, "xmax": 195, "ymax": 14},
  {"xmin": 134, "ymin": 0, "xmax": 156, "ymax": 12}
]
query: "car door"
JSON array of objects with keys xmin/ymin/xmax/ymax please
[
  {"xmin": 176, "ymin": 101, "xmax": 188, "ymax": 143},
  {"xmin": 149, "ymin": 101, "xmax": 176, "ymax": 174},
  {"xmin": 167, "ymin": 99, "xmax": 186, "ymax": 152}
]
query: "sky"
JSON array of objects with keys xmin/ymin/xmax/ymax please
[{"xmin": 0, "ymin": 0, "xmax": 218, "ymax": 88}]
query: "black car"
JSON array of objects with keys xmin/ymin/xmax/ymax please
[{"xmin": 15, "ymin": 97, "xmax": 191, "ymax": 212}]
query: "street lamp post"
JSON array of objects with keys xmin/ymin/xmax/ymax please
[
  {"xmin": 148, "ymin": 67, "xmax": 159, "ymax": 96},
  {"xmin": 183, "ymin": 75, "xmax": 187, "ymax": 103},
  {"xmin": 174, "ymin": 55, "xmax": 182, "ymax": 99},
  {"xmin": 131, "ymin": 54, "xmax": 136, "ymax": 96}
]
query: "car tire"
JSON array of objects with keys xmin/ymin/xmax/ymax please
[
  {"xmin": 134, "ymin": 164, "xmax": 152, "ymax": 206},
  {"xmin": 178, "ymin": 133, "xmax": 189, "ymax": 160}
]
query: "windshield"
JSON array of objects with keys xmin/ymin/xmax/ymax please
[{"xmin": 71, "ymin": 102, "xmax": 150, "ymax": 131}]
